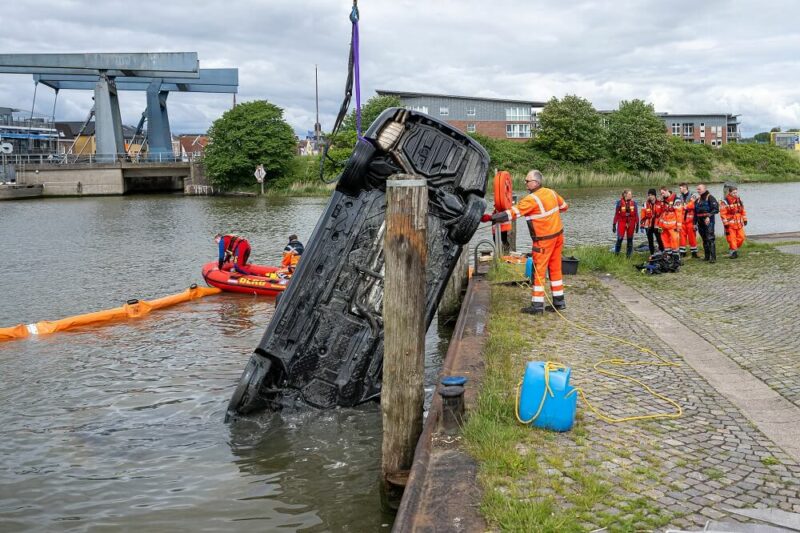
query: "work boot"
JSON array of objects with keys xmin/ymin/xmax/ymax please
[
  {"xmin": 691, "ymin": 251, "xmax": 699, "ymax": 259},
  {"xmin": 729, "ymin": 250, "xmax": 738, "ymax": 259},
  {"xmin": 521, "ymin": 303, "xmax": 544, "ymax": 315},
  {"xmin": 545, "ymin": 296, "xmax": 566, "ymax": 312},
  {"xmin": 703, "ymin": 243, "xmax": 710, "ymax": 261},
  {"xmin": 626, "ymin": 239, "xmax": 633, "ymax": 258},
  {"xmin": 681, "ymin": 251, "xmax": 687, "ymax": 258},
  {"xmin": 709, "ymin": 241, "xmax": 717, "ymax": 263},
  {"xmin": 613, "ymin": 238, "xmax": 622, "ymax": 255}
]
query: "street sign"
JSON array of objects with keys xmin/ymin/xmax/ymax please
[
  {"xmin": 254, "ymin": 164, "xmax": 266, "ymax": 194},
  {"xmin": 254, "ymin": 165, "xmax": 266, "ymax": 183}
]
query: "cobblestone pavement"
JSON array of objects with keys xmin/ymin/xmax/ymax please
[
  {"xmin": 494, "ymin": 273, "xmax": 800, "ymax": 531},
  {"xmin": 623, "ymin": 244, "xmax": 800, "ymax": 411}
]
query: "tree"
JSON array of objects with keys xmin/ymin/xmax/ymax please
[
  {"xmin": 606, "ymin": 99, "xmax": 670, "ymax": 171},
  {"xmin": 534, "ymin": 95, "xmax": 606, "ymax": 162},
  {"xmin": 342, "ymin": 95, "xmax": 402, "ymax": 134},
  {"xmin": 770, "ymin": 127, "xmax": 782, "ymax": 132},
  {"xmin": 753, "ymin": 132, "xmax": 771, "ymax": 143},
  {"xmin": 322, "ymin": 95, "xmax": 402, "ymax": 178},
  {"xmin": 204, "ymin": 100, "xmax": 297, "ymax": 190}
]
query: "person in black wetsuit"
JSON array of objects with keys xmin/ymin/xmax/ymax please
[{"xmin": 694, "ymin": 184, "xmax": 719, "ymax": 263}]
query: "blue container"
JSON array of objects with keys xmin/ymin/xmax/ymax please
[
  {"xmin": 518, "ymin": 361, "xmax": 577, "ymax": 432},
  {"xmin": 525, "ymin": 256, "xmax": 533, "ymax": 281}
]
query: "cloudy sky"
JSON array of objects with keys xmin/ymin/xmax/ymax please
[{"xmin": 2, "ymin": 0, "xmax": 798, "ymax": 137}]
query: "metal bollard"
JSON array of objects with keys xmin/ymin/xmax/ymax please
[{"xmin": 438, "ymin": 376, "xmax": 468, "ymax": 434}]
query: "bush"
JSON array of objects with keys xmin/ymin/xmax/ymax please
[
  {"xmin": 607, "ymin": 100, "xmax": 670, "ymax": 171},
  {"xmin": 666, "ymin": 136, "xmax": 714, "ymax": 179},
  {"xmin": 534, "ymin": 95, "xmax": 607, "ymax": 162},
  {"xmin": 718, "ymin": 143, "xmax": 800, "ymax": 177}
]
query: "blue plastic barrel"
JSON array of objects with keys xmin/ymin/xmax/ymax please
[
  {"xmin": 518, "ymin": 361, "xmax": 577, "ymax": 432},
  {"xmin": 525, "ymin": 256, "xmax": 533, "ymax": 281}
]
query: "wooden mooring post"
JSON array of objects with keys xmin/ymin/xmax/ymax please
[{"xmin": 382, "ymin": 173, "xmax": 428, "ymax": 490}]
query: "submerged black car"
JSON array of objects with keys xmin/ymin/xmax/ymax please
[{"xmin": 226, "ymin": 108, "xmax": 490, "ymax": 418}]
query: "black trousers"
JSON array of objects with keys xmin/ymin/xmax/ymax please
[
  {"xmin": 698, "ymin": 222, "xmax": 715, "ymax": 257},
  {"xmin": 645, "ymin": 228, "xmax": 663, "ymax": 255}
]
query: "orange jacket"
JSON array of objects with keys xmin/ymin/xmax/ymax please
[
  {"xmin": 678, "ymin": 192, "xmax": 696, "ymax": 224},
  {"xmin": 720, "ymin": 194, "xmax": 747, "ymax": 229},
  {"xmin": 657, "ymin": 194, "xmax": 683, "ymax": 232},
  {"xmin": 492, "ymin": 186, "xmax": 568, "ymax": 241},
  {"xmin": 640, "ymin": 199, "xmax": 663, "ymax": 229}
]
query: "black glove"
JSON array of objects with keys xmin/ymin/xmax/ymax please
[
  {"xmin": 612, "ymin": 224, "xmax": 617, "ymax": 233},
  {"xmin": 744, "ymin": 220, "xmax": 748, "ymax": 226}
]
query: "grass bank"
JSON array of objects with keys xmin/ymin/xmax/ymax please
[{"xmin": 476, "ymin": 134, "xmax": 800, "ymax": 190}]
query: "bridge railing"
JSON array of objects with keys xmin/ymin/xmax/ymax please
[{"xmin": 1, "ymin": 152, "xmax": 202, "ymax": 166}]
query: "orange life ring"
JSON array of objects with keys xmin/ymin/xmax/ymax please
[{"xmin": 493, "ymin": 170, "xmax": 514, "ymax": 232}]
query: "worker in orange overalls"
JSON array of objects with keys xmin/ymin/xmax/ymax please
[
  {"xmin": 656, "ymin": 187, "xmax": 683, "ymax": 259},
  {"xmin": 612, "ymin": 189, "xmax": 639, "ymax": 257},
  {"xmin": 720, "ymin": 186, "xmax": 747, "ymax": 259},
  {"xmin": 280, "ymin": 234, "xmax": 305, "ymax": 271},
  {"xmin": 677, "ymin": 182, "xmax": 699, "ymax": 258},
  {"xmin": 482, "ymin": 170, "xmax": 568, "ymax": 315},
  {"xmin": 640, "ymin": 188, "xmax": 664, "ymax": 255}
]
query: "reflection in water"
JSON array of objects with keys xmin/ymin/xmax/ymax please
[{"xmin": 228, "ymin": 408, "xmax": 393, "ymax": 532}]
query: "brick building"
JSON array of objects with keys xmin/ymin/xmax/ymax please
[
  {"xmin": 658, "ymin": 113, "xmax": 740, "ymax": 146},
  {"xmin": 377, "ymin": 90, "xmax": 741, "ymax": 146},
  {"xmin": 376, "ymin": 90, "xmax": 545, "ymax": 141}
]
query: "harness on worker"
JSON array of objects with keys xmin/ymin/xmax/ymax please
[{"xmin": 319, "ymin": 0, "xmax": 363, "ymax": 184}]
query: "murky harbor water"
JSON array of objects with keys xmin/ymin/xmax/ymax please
[{"xmin": 1, "ymin": 182, "xmax": 798, "ymax": 531}]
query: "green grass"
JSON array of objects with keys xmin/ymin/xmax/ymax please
[
  {"xmin": 462, "ymin": 280, "xmax": 675, "ymax": 531},
  {"xmin": 761, "ymin": 456, "xmax": 781, "ymax": 466},
  {"xmin": 703, "ymin": 468, "xmax": 724, "ymax": 481}
]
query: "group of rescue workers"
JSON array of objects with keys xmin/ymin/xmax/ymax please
[
  {"xmin": 616, "ymin": 182, "xmax": 748, "ymax": 262},
  {"xmin": 482, "ymin": 169, "xmax": 749, "ymax": 316},
  {"xmin": 213, "ymin": 233, "xmax": 305, "ymax": 276}
]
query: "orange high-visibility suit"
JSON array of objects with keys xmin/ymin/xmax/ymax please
[
  {"xmin": 657, "ymin": 194, "xmax": 683, "ymax": 253},
  {"xmin": 720, "ymin": 194, "xmax": 747, "ymax": 251},
  {"xmin": 678, "ymin": 192, "xmax": 698, "ymax": 255},
  {"xmin": 491, "ymin": 187, "xmax": 568, "ymax": 309}
]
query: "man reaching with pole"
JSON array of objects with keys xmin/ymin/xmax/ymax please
[{"xmin": 481, "ymin": 170, "xmax": 568, "ymax": 315}]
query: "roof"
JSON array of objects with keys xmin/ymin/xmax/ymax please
[
  {"xmin": 376, "ymin": 89, "xmax": 547, "ymax": 107},
  {"xmin": 55, "ymin": 121, "xmax": 139, "ymax": 138},
  {"xmin": 178, "ymin": 134, "xmax": 208, "ymax": 153}
]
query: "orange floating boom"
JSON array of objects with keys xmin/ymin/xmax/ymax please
[{"xmin": 0, "ymin": 285, "xmax": 221, "ymax": 342}]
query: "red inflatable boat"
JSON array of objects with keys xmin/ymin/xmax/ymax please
[{"xmin": 201, "ymin": 261, "xmax": 291, "ymax": 296}]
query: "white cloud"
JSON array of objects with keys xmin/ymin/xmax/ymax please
[{"xmin": 2, "ymin": 0, "xmax": 799, "ymax": 136}]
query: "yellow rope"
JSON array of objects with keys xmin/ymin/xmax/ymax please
[{"xmin": 513, "ymin": 277, "xmax": 683, "ymax": 425}]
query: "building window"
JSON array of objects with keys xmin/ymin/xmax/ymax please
[
  {"xmin": 505, "ymin": 107, "xmax": 531, "ymax": 121},
  {"xmin": 683, "ymin": 123, "xmax": 694, "ymax": 136},
  {"xmin": 406, "ymin": 105, "xmax": 428, "ymax": 115},
  {"xmin": 467, "ymin": 106, "xmax": 476, "ymax": 116},
  {"xmin": 506, "ymin": 123, "xmax": 531, "ymax": 138},
  {"xmin": 467, "ymin": 123, "xmax": 476, "ymax": 133},
  {"xmin": 700, "ymin": 123, "xmax": 705, "ymax": 138},
  {"xmin": 439, "ymin": 106, "xmax": 449, "ymax": 116},
  {"xmin": 700, "ymin": 139, "xmax": 705, "ymax": 144},
  {"xmin": 671, "ymin": 123, "xmax": 680, "ymax": 136}
]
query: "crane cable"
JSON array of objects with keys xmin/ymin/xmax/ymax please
[{"xmin": 319, "ymin": 0, "xmax": 363, "ymax": 184}]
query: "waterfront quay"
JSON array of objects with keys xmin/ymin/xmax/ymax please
[{"xmin": 443, "ymin": 238, "xmax": 800, "ymax": 532}]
